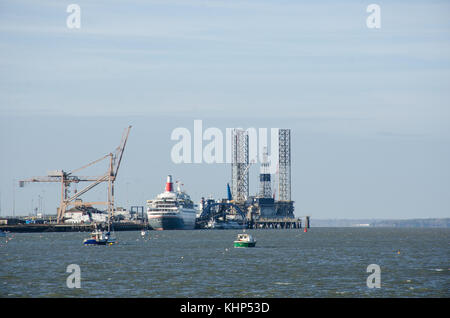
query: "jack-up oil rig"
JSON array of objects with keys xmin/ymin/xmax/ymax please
[{"xmin": 197, "ymin": 128, "xmax": 310, "ymax": 229}]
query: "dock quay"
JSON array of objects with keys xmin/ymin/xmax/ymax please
[
  {"xmin": 250, "ymin": 217, "xmax": 302, "ymax": 229},
  {"xmin": 0, "ymin": 221, "xmax": 146, "ymax": 233}
]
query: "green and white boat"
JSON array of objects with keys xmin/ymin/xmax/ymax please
[{"xmin": 234, "ymin": 233, "xmax": 256, "ymax": 248}]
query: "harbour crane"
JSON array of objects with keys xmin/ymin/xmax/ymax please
[{"xmin": 19, "ymin": 126, "xmax": 132, "ymax": 223}]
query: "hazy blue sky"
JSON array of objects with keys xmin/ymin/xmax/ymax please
[{"xmin": 1, "ymin": 0, "xmax": 449, "ymax": 219}]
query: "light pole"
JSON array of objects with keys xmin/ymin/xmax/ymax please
[
  {"xmin": 126, "ymin": 181, "xmax": 130, "ymax": 210},
  {"xmin": 42, "ymin": 190, "xmax": 45, "ymax": 216},
  {"xmin": 12, "ymin": 179, "xmax": 16, "ymax": 218},
  {"xmin": 38, "ymin": 195, "xmax": 42, "ymax": 216}
]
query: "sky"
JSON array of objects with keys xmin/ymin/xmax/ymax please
[{"xmin": 0, "ymin": 0, "xmax": 449, "ymax": 219}]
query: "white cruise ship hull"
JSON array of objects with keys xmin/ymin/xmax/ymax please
[{"xmin": 147, "ymin": 209, "xmax": 196, "ymax": 230}]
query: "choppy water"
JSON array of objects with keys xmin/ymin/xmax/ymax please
[{"xmin": 1, "ymin": 228, "xmax": 449, "ymax": 297}]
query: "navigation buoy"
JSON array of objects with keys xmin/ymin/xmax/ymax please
[{"xmin": 304, "ymin": 227, "xmax": 307, "ymax": 233}]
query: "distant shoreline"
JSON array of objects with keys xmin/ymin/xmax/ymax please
[{"xmin": 308, "ymin": 218, "xmax": 450, "ymax": 228}]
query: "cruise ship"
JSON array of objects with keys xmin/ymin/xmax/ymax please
[{"xmin": 146, "ymin": 175, "xmax": 196, "ymax": 230}]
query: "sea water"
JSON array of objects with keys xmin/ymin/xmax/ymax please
[{"xmin": 1, "ymin": 228, "xmax": 448, "ymax": 297}]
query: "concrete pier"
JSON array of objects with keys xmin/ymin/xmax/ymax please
[
  {"xmin": 248, "ymin": 217, "xmax": 302, "ymax": 229},
  {"xmin": 0, "ymin": 222, "xmax": 146, "ymax": 233}
]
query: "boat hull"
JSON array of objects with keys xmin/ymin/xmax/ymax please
[
  {"xmin": 208, "ymin": 220, "xmax": 243, "ymax": 229},
  {"xmin": 83, "ymin": 238, "xmax": 117, "ymax": 246},
  {"xmin": 234, "ymin": 241, "xmax": 256, "ymax": 248},
  {"xmin": 148, "ymin": 212, "xmax": 195, "ymax": 230}
]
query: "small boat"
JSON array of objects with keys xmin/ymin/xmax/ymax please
[
  {"xmin": 84, "ymin": 204, "xmax": 117, "ymax": 245},
  {"xmin": 141, "ymin": 230, "xmax": 147, "ymax": 237},
  {"xmin": 83, "ymin": 229, "xmax": 117, "ymax": 246},
  {"xmin": 208, "ymin": 219, "xmax": 243, "ymax": 230},
  {"xmin": 234, "ymin": 233, "xmax": 256, "ymax": 248}
]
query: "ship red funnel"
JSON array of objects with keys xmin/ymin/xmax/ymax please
[{"xmin": 165, "ymin": 175, "xmax": 173, "ymax": 192}]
